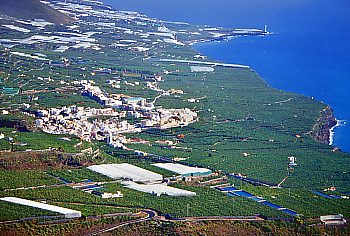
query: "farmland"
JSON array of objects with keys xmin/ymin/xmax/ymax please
[{"xmin": 0, "ymin": 0, "xmax": 349, "ymax": 234}]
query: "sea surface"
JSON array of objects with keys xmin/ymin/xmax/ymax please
[{"xmin": 102, "ymin": 0, "xmax": 350, "ymax": 153}]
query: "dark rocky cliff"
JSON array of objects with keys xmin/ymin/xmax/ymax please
[{"xmin": 311, "ymin": 106, "xmax": 337, "ymax": 144}]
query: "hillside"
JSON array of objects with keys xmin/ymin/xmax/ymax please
[
  {"xmin": 0, "ymin": 0, "xmax": 73, "ymax": 24},
  {"xmin": 0, "ymin": 0, "xmax": 349, "ymax": 234}
]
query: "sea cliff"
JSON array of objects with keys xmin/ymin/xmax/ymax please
[{"xmin": 311, "ymin": 106, "xmax": 337, "ymax": 144}]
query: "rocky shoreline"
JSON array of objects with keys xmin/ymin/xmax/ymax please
[{"xmin": 311, "ymin": 106, "xmax": 337, "ymax": 145}]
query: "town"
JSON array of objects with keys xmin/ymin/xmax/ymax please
[
  {"xmin": 0, "ymin": 0, "xmax": 349, "ymax": 235},
  {"xmin": 35, "ymin": 79, "xmax": 198, "ymax": 150}
]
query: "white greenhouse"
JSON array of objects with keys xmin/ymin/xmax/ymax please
[
  {"xmin": 152, "ymin": 163, "xmax": 212, "ymax": 177},
  {"xmin": 87, "ymin": 163, "xmax": 163, "ymax": 183},
  {"xmin": 122, "ymin": 181, "xmax": 196, "ymax": 197},
  {"xmin": 0, "ymin": 197, "xmax": 81, "ymax": 218}
]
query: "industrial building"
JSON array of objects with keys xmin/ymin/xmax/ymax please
[
  {"xmin": 0, "ymin": 197, "xmax": 81, "ymax": 218},
  {"xmin": 87, "ymin": 163, "xmax": 163, "ymax": 183},
  {"xmin": 152, "ymin": 163, "xmax": 212, "ymax": 177},
  {"xmin": 122, "ymin": 181, "xmax": 196, "ymax": 197}
]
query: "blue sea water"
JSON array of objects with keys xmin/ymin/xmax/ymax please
[{"xmin": 102, "ymin": 0, "xmax": 350, "ymax": 153}]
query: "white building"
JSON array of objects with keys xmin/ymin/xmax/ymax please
[
  {"xmin": 320, "ymin": 215, "xmax": 347, "ymax": 226},
  {"xmin": 87, "ymin": 163, "xmax": 163, "ymax": 183},
  {"xmin": 93, "ymin": 191, "xmax": 124, "ymax": 198},
  {"xmin": 122, "ymin": 181, "xmax": 196, "ymax": 197},
  {"xmin": 152, "ymin": 163, "xmax": 212, "ymax": 177}
]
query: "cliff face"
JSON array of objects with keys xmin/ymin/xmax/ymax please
[{"xmin": 311, "ymin": 106, "xmax": 337, "ymax": 144}]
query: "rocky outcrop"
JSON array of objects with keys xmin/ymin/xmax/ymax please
[
  {"xmin": 0, "ymin": 117, "xmax": 30, "ymax": 132},
  {"xmin": 311, "ymin": 106, "xmax": 337, "ymax": 144}
]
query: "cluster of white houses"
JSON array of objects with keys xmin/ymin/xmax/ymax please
[{"xmin": 35, "ymin": 82, "xmax": 197, "ymax": 149}]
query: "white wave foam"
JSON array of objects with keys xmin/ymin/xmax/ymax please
[{"xmin": 329, "ymin": 119, "xmax": 348, "ymax": 145}]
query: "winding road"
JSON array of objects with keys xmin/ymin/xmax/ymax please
[{"xmin": 86, "ymin": 209, "xmax": 156, "ymax": 236}]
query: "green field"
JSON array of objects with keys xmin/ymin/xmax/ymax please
[
  {"xmin": 0, "ymin": 201, "xmax": 59, "ymax": 221},
  {"xmin": 0, "ymin": 170, "xmax": 60, "ymax": 191},
  {"xmin": 0, "ymin": 0, "xmax": 349, "ymax": 225}
]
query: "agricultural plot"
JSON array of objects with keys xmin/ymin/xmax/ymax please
[
  {"xmin": 0, "ymin": 197, "xmax": 82, "ymax": 218},
  {"xmin": 0, "ymin": 0, "xmax": 349, "ymax": 225},
  {"xmin": 0, "ymin": 201, "xmax": 59, "ymax": 221},
  {"xmin": 0, "ymin": 170, "xmax": 60, "ymax": 191}
]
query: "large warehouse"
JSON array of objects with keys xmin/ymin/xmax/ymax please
[
  {"xmin": 0, "ymin": 197, "xmax": 82, "ymax": 218},
  {"xmin": 152, "ymin": 163, "xmax": 212, "ymax": 177},
  {"xmin": 87, "ymin": 163, "xmax": 163, "ymax": 183},
  {"xmin": 122, "ymin": 181, "xmax": 196, "ymax": 197}
]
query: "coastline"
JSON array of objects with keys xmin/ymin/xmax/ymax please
[
  {"xmin": 309, "ymin": 106, "xmax": 337, "ymax": 145},
  {"xmin": 329, "ymin": 119, "xmax": 340, "ymax": 146},
  {"xmin": 329, "ymin": 119, "xmax": 347, "ymax": 146},
  {"xmin": 191, "ymin": 39, "xmax": 339, "ymax": 148},
  {"xmin": 1, "ymin": 1, "xmax": 350, "ymax": 229},
  {"xmin": 191, "ymin": 38, "xmax": 350, "ymax": 153},
  {"xmin": 102, "ymin": 0, "xmax": 350, "ymax": 155}
]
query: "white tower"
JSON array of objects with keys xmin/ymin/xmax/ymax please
[
  {"xmin": 288, "ymin": 156, "xmax": 297, "ymax": 167},
  {"xmin": 264, "ymin": 25, "xmax": 268, "ymax": 33},
  {"xmin": 107, "ymin": 130, "xmax": 113, "ymax": 144}
]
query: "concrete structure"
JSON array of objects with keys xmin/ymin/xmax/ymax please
[
  {"xmin": 320, "ymin": 215, "xmax": 347, "ymax": 225},
  {"xmin": 122, "ymin": 181, "xmax": 196, "ymax": 197},
  {"xmin": 0, "ymin": 197, "xmax": 81, "ymax": 218},
  {"xmin": 288, "ymin": 156, "xmax": 297, "ymax": 167},
  {"xmin": 190, "ymin": 66, "xmax": 214, "ymax": 72},
  {"xmin": 122, "ymin": 97, "xmax": 146, "ymax": 106},
  {"xmin": 152, "ymin": 163, "xmax": 212, "ymax": 177},
  {"xmin": 87, "ymin": 163, "xmax": 163, "ymax": 183},
  {"xmin": 92, "ymin": 191, "xmax": 124, "ymax": 198}
]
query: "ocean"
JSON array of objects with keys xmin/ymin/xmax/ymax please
[{"xmin": 101, "ymin": 0, "xmax": 350, "ymax": 153}]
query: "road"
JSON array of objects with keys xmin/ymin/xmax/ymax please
[
  {"xmin": 157, "ymin": 58, "xmax": 250, "ymax": 68},
  {"xmin": 86, "ymin": 209, "xmax": 156, "ymax": 236},
  {"xmin": 87, "ymin": 208, "xmax": 264, "ymax": 236}
]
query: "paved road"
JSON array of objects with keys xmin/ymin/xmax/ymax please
[
  {"xmin": 157, "ymin": 58, "xmax": 250, "ymax": 68},
  {"xmin": 162, "ymin": 215, "xmax": 264, "ymax": 222},
  {"xmin": 86, "ymin": 209, "xmax": 156, "ymax": 236}
]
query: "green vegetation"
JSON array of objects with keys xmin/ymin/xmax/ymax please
[
  {"xmin": 110, "ymin": 220, "xmax": 350, "ymax": 236},
  {"xmin": 0, "ymin": 201, "xmax": 59, "ymax": 221},
  {"xmin": 0, "ymin": 216, "xmax": 135, "ymax": 236},
  {"xmin": 102, "ymin": 183, "xmax": 289, "ymax": 218},
  {"xmin": 0, "ymin": 0, "xmax": 349, "ymax": 231},
  {"xmin": 0, "ymin": 128, "xmax": 83, "ymax": 152},
  {"xmin": 0, "ymin": 184, "xmax": 288, "ymax": 219},
  {"xmin": 229, "ymin": 178, "xmax": 350, "ymax": 218},
  {"xmin": 47, "ymin": 168, "xmax": 112, "ymax": 183},
  {"xmin": 36, "ymin": 92, "xmax": 103, "ymax": 109},
  {"xmin": 128, "ymin": 66, "xmax": 350, "ymax": 192},
  {"xmin": 53, "ymin": 202, "xmax": 137, "ymax": 216},
  {"xmin": 0, "ymin": 170, "xmax": 60, "ymax": 191}
]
